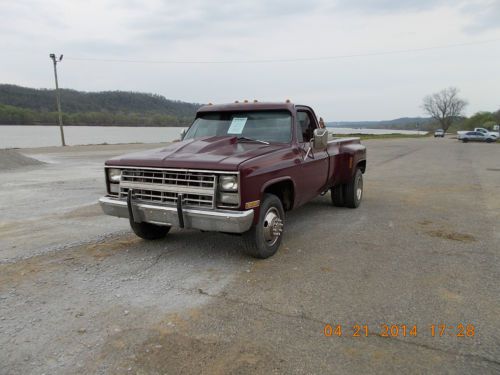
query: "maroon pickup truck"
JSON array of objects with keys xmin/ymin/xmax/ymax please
[{"xmin": 99, "ymin": 102, "xmax": 366, "ymax": 258}]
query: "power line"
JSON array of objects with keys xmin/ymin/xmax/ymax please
[{"xmin": 64, "ymin": 38, "xmax": 500, "ymax": 65}]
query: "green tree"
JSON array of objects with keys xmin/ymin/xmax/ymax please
[{"xmin": 463, "ymin": 112, "xmax": 495, "ymax": 130}]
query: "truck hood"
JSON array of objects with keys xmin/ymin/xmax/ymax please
[{"xmin": 105, "ymin": 136, "xmax": 288, "ymax": 171}]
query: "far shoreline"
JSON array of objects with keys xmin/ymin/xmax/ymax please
[{"xmin": 0, "ymin": 123, "xmax": 188, "ymax": 127}]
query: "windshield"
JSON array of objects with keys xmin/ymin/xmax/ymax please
[{"xmin": 184, "ymin": 111, "xmax": 292, "ymax": 143}]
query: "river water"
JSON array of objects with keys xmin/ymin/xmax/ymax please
[
  {"xmin": 0, "ymin": 126, "xmax": 187, "ymax": 149},
  {"xmin": 0, "ymin": 125, "xmax": 427, "ymax": 149},
  {"xmin": 327, "ymin": 127, "xmax": 427, "ymax": 135}
]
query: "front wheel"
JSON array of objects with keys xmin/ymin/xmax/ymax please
[
  {"xmin": 242, "ymin": 194, "xmax": 284, "ymax": 259},
  {"xmin": 130, "ymin": 221, "xmax": 171, "ymax": 240},
  {"xmin": 344, "ymin": 168, "xmax": 363, "ymax": 208},
  {"xmin": 462, "ymin": 138, "xmax": 468, "ymax": 143}
]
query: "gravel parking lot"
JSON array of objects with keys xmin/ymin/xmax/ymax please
[{"xmin": 1, "ymin": 137, "xmax": 499, "ymax": 374}]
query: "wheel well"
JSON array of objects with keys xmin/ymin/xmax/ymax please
[
  {"xmin": 357, "ymin": 160, "xmax": 366, "ymax": 173},
  {"xmin": 263, "ymin": 180, "xmax": 294, "ymax": 211}
]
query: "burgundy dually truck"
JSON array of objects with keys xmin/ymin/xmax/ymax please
[{"xmin": 99, "ymin": 102, "xmax": 367, "ymax": 258}]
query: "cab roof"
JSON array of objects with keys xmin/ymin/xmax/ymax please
[{"xmin": 197, "ymin": 102, "xmax": 299, "ymax": 114}]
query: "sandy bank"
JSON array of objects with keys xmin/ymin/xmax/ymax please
[{"xmin": 0, "ymin": 149, "xmax": 45, "ymax": 170}]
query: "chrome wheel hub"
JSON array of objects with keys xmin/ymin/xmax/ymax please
[
  {"xmin": 263, "ymin": 207, "xmax": 283, "ymax": 246},
  {"xmin": 356, "ymin": 175, "xmax": 363, "ymax": 201}
]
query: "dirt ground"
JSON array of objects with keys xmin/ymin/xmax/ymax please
[{"xmin": 0, "ymin": 138, "xmax": 499, "ymax": 374}]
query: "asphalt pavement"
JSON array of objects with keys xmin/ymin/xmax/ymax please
[{"xmin": 0, "ymin": 137, "xmax": 499, "ymax": 374}]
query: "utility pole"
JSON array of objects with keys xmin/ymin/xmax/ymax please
[{"xmin": 49, "ymin": 53, "xmax": 65, "ymax": 146}]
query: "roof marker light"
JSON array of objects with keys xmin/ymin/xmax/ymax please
[
  {"xmin": 235, "ymin": 100, "xmax": 239, "ymax": 103},
  {"xmin": 244, "ymin": 99, "xmax": 249, "ymax": 103},
  {"xmin": 286, "ymin": 99, "xmax": 291, "ymax": 103},
  {"xmin": 253, "ymin": 99, "xmax": 258, "ymax": 103}
]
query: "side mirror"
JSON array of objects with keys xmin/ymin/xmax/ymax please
[
  {"xmin": 180, "ymin": 129, "xmax": 187, "ymax": 140},
  {"xmin": 313, "ymin": 128, "xmax": 329, "ymax": 149}
]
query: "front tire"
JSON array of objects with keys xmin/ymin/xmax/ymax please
[
  {"xmin": 130, "ymin": 221, "xmax": 171, "ymax": 240},
  {"xmin": 242, "ymin": 194, "xmax": 284, "ymax": 259},
  {"xmin": 344, "ymin": 168, "xmax": 363, "ymax": 208}
]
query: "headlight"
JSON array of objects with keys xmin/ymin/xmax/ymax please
[
  {"xmin": 219, "ymin": 175, "xmax": 238, "ymax": 191},
  {"xmin": 107, "ymin": 168, "xmax": 122, "ymax": 183}
]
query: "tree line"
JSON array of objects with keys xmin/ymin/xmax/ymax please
[
  {"xmin": 0, "ymin": 104, "xmax": 193, "ymax": 126},
  {"xmin": 0, "ymin": 84, "xmax": 201, "ymax": 126}
]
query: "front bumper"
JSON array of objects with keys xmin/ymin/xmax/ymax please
[{"xmin": 99, "ymin": 196, "xmax": 254, "ymax": 233}]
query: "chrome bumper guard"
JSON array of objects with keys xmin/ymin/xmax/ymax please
[{"xmin": 99, "ymin": 196, "xmax": 254, "ymax": 233}]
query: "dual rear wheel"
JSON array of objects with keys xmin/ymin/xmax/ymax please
[{"xmin": 331, "ymin": 168, "xmax": 363, "ymax": 208}]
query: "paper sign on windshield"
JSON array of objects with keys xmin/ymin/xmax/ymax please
[{"xmin": 228, "ymin": 117, "xmax": 247, "ymax": 134}]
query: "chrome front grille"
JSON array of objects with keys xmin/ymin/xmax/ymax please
[{"xmin": 119, "ymin": 168, "xmax": 217, "ymax": 208}]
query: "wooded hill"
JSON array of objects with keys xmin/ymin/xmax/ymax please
[{"xmin": 0, "ymin": 84, "xmax": 201, "ymax": 126}]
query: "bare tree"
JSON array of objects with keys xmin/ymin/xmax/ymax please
[{"xmin": 422, "ymin": 87, "xmax": 467, "ymax": 132}]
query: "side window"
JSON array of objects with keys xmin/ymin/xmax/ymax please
[
  {"xmin": 297, "ymin": 110, "xmax": 316, "ymax": 143},
  {"xmin": 296, "ymin": 121, "xmax": 304, "ymax": 142},
  {"xmin": 296, "ymin": 112, "xmax": 306, "ymax": 142}
]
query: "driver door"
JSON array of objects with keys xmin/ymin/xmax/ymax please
[{"xmin": 296, "ymin": 109, "xmax": 329, "ymax": 205}]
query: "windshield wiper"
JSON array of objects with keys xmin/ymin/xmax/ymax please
[{"xmin": 236, "ymin": 136, "xmax": 270, "ymax": 145}]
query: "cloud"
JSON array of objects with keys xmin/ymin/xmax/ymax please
[
  {"xmin": 1, "ymin": 0, "xmax": 499, "ymax": 120},
  {"xmin": 123, "ymin": 0, "xmax": 328, "ymax": 45},
  {"xmin": 333, "ymin": 0, "xmax": 451, "ymax": 13},
  {"xmin": 461, "ymin": 0, "xmax": 500, "ymax": 32},
  {"xmin": 334, "ymin": 0, "xmax": 500, "ymax": 32}
]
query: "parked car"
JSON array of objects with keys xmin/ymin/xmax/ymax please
[
  {"xmin": 458, "ymin": 131, "xmax": 496, "ymax": 143},
  {"xmin": 457, "ymin": 127, "xmax": 499, "ymax": 139},
  {"xmin": 434, "ymin": 129, "xmax": 445, "ymax": 137},
  {"xmin": 99, "ymin": 101, "xmax": 367, "ymax": 258},
  {"xmin": 474, "ymin": 127, "xmax": 499, "ymax": 138}
]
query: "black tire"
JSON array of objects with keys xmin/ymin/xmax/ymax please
[
  {"xmin": 486, "ymin": 138, "xmax": 493, "ymax": 143},
  {"xmin": 242, "ymin": 194, "xmax": 284, "ymax": 259},
  {"xmin": 130, "ymin": 221, "xmax": 171, "ymax": 240},
  {"xmin": 331, "ymin": 185, "xmax": 345, "ymax": 207},
  {"xmin": 463, "ymin": 138, "xmax": 468, "ymax": 143},
  {"xmin": 344, "ymin": 168, "xmax": 363, "ymax": 208}
]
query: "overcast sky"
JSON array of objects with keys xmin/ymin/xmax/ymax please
[{"xmin": 1, "ymin": 0, "xmax": 499, "ymax": 120}]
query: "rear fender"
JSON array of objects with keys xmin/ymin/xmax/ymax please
[{"xmin": 333, "ymin": 143, "xmax": 367, "ymax": 185}]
